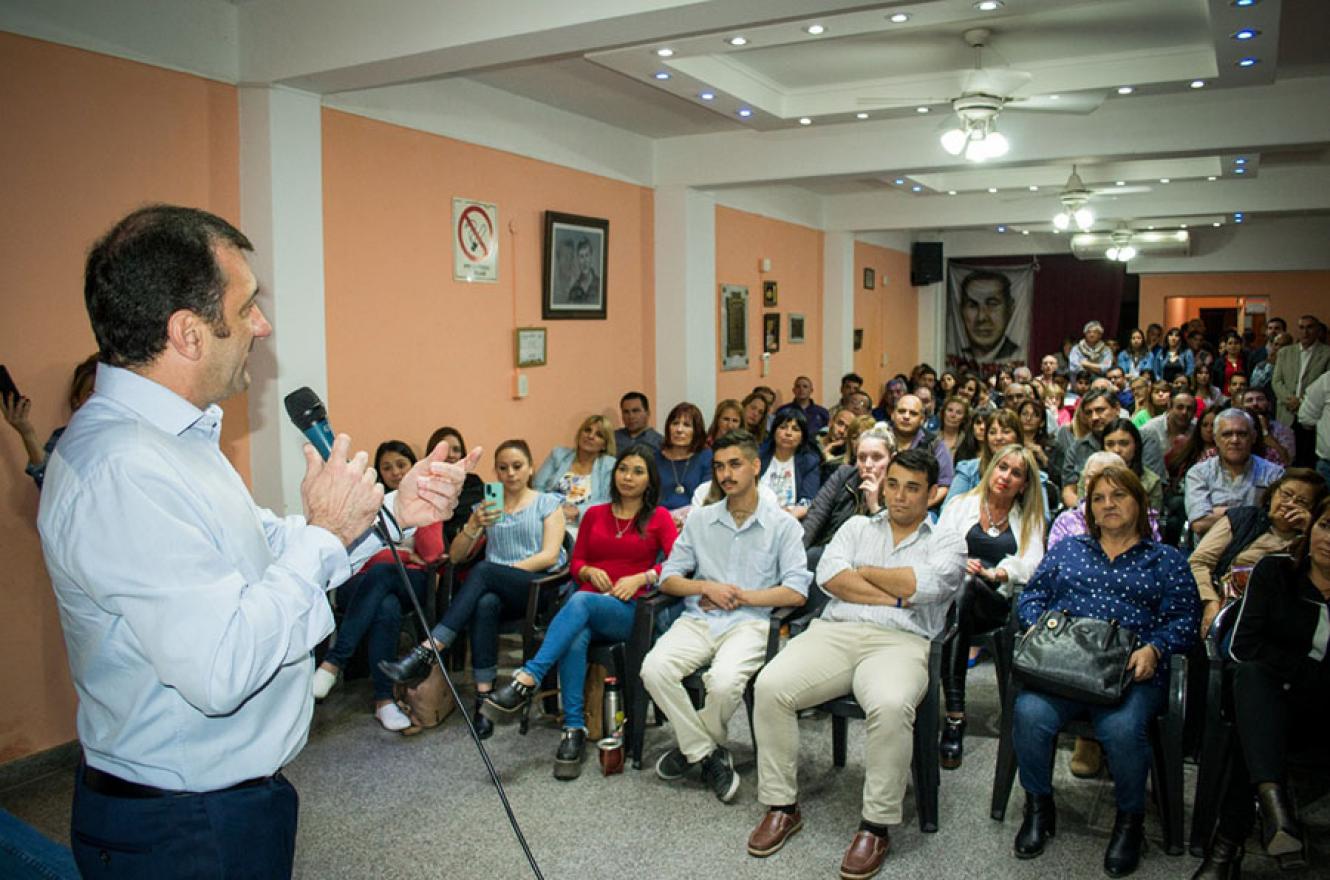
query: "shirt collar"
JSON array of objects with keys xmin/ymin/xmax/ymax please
[{"xmin": 95, "ymin": 363, "xmax": 221, "ymax": 439}]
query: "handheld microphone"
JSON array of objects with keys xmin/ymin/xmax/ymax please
[{"xmin": 283, "ymin": 387, "xmax": 335, "ymax": 459}]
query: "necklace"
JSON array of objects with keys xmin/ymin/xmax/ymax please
[
  {"xmin": 666, "ymin": 453, "xmax": 691, "ymax": 495},
  {"xmin": 612, "ymin": 513, "xmax": 633, "ymax": 539},
  {"xmin": 982, "ymin": 499, "xmax": 1010, "ymax": 538}
]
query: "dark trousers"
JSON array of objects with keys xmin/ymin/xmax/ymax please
[
  {"xmin": 325, "ymin": 564, "xmax": 429, "ymax": 699},
  {"xmin": 71, "ymin": 767, "xmax": 297, "ymax": 879},
  {"xmin": 941, "ymin": 576, "xmax": 1010, "ymax": 714},
  {"xmin": 429, "ymin": 560, "xmax": 540, "ymax": 685},
  {"xmin": 1216, "ymin": 658, "xmax": 1330, "ymax": 837}
]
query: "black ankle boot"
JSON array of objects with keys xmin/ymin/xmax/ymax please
[
  {"xmin": 1189, "ymin": 834, "xmax": 1243, "ymax": 880},
  {"xmin": 939, "ymin": 716, "xmax": 966, "ymax": 770},
  {"xmin": 484, "ymin": 675, "xmax": 536, "ymax": 717},
  {"xmin": 1014, "ymin": 792, "xmax": 1056, "ymax": 859},
  {"xmin": 1256, "ymin": 783, "xmax": 1301, "ymax": 857},
  {"xmin": 378, "ymin": 644, "xmax": 436, "ymax": 686},
  {"xmin": 553, "ymin": 728, "xmax": 586, "ymax": 780},
  {"xmin": 1104, "ymin": 811, "xmax": 1145, "ymax": 877},
  {"xmin": 469, "ymin": 695, "xmax": 493, "ymax": 740}
]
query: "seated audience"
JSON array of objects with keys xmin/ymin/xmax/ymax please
[
  {"xmin": 1069, "ymin": 321, "xmax": 1113, "ymax": 377},
  {"xmin": 642, "ymin": 430, "xmax": 809, "ymax": 803},
  {"xmin": 1133, "ymin": 380, "xmax": 1171, "ymax": 430},
  {"xmin": 1078, "ymin": 418, "xmax": 1163, "ymax": 514},
  {"xmin": 1, "ymin": 353, "xmax": 98, "ymax": 488},
  {"xmin": 958, "ymin": 373, "xmax": 985, "ymax": 410},
  {"xmin": 1013, "ymin": 466, "xmax": 1198, "ymax": 876},
  {"xmin": 945, "ymin": 408, "xmax": 1023, "ymax": 505},
  {"xmin": 1017, "ymin": 399, "xmax": 1051, "ymax": 470},
  {"xmin": 1194, "ymin": 363, "xmax": 1224, "ymax": 411},
  {"xmin": 484, "ymin": 445, "xmax": 678, "ymax": 778},
  {"xmin": 837, "ymin": 372, "xmax": 864, "ymax": 408},
  {"xmin": 759, "ymin": 409, "xmax": 822, "ymax": 520},
  {"xmin": 1191, "ymin": 502, "xmax": 1330, "ymax": 879},
  {"xmin": 872, "ymin": 377, "xmax": 908, "ymax": 422},
  {"xmin": 313, "ymin": 441, "xmax": 444, "ymax": 731},
  {"xmin": 706, "ymin": 398, "xmax": 744, "ymax": 447},
  {"xmin": 1157, "ymin": 327, "xmax": 1195, "ymax": 382},
  {"xmin": 938, "ymin": 395, "xmax": 972, "ymax": 463},
  {"xmin": 380, "ymin": 440, "xmax": 567, "ymax": 739},
  {"xmin": 774, "ymin": 376, "xmax": 829, "ymax": 435},
  {"xmin": 891, "ymin": 394, "xmax": 954, "ymax": 508},
  {"xmin": 915, "ymin": 385, "xmax": 940, "ymax": 433},
  {"xmin": 746, "ymin": 449, "xmax": 965, "ymax": 879},
  {"xmin": 939, "ymin": 370, "xmax": 959, "ymax": 398},
  {"xmin": 1218, "ymin": 333, "xmax": 1249, "ymax": 397},
  {"xmin": 803, "ymin": 424, "xmax": 896, "ymax": 572},
  {"xmin": 1188, "ymin": 468, "xmax": 1324, "ymax": 635},
  {"xmin": 1248, "ymin": 331, "xmax": 1288, "ymax": 390},
  {"xmin": 1104, "ymin": 367, "xmax": 1132, "ymax": 410},
  {"xmin": 740, "ymin": 390, "xmax": 771, "ymax": 444},
  {"xmin": 1184, "ymin": 409, "xmax": 1284, "ymax": 537},
  {"xmin": 818, "ymin": 406, "xmax": 855, "ymax": 480},
  {"xmin": 615, "ymin": 391, "xmax": 663, "ymax": 451},
  {"xmin": 533, "ymin": 415, "xmax": 616, "ymax": 531},
  {"xmin": 1060, "ymin": 388, "xmax": 1165, "ymax": 510},
  {"xmin": 1049, "ymin": 451, "xmax": 1162, "ymax": 549},
  {"xmin": 426, "ymin": 425, "xmax": 486, "ymax": 543},
  {"xmin": 936, "ymin": 445, "xmax": 1046, "ymax": 770},
  {"xmin": 845, "ymin": 389, "xmax": 874, "ymax": 418},
  {"xmin": 655, "ymin": 403, "xmax": 713, "ymax": 516}
]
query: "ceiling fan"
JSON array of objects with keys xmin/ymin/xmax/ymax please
[{"xmin": 1052, "ymin": 166, "xmax": 1152, "ymax": 231}]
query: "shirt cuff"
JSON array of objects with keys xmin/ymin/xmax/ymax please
[{"xmin": 283, "ymin": 525, "xmax": 352, "ymax": 592}]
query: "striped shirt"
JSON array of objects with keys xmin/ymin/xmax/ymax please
[{"xmin": 484, "ymin": 491, "xmax": 566, "ymax": 570}]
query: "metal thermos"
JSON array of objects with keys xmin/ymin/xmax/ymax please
[{"xmin": 602, "ymin": 676, "xmax": 624, "ymax": 738}]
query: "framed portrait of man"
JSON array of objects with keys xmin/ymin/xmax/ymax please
[{"xmin": 543, "ymin": 211, "xmax": 608, "ymax": 320}]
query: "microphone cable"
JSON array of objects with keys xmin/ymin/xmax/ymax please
[{"xmin": 371, "ymin": 514, "xmax": 545, "ymax": 880}]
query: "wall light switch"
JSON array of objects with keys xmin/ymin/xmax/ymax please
[
  {"xmin": 760, "ymin": 258, "xmax": 772, "ymax": 272},
  {"xmin": 761, "ymin": 351, "xmax": 771, "ymax": 377}
]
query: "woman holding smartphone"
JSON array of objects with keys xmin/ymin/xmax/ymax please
[
  {"xmin": 380, "ymin": 439, "xmax": 566, "ymax": 739},
  {"xmin": 484, "ymin": 445, "xmax": 678, "ymax": 778}
]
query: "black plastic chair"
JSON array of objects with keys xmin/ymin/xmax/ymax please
[{"xmin": 990, "ymin": 642, "xmax": 1188, "ymax": 856}]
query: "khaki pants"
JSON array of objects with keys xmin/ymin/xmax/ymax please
[
  {"xmin": 753, "ymin": 619, "xmax": 929, "ymax": 824},
  {"xmin": 640, "ymin": 616, "xmax": 768, "ymax": 763}
]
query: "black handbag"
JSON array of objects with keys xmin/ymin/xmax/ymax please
[{"xmin": 1013, "ymin": 609, "xmax": 1138, "ymax": 705}]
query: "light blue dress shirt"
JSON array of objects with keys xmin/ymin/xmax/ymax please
[
  {"xmin": 38, "ymin": 365, "xmax": 388, "ymax": 791},
  {"xmin": 659, "ymin": 493, "xmax": 810, "ymax": 635}
]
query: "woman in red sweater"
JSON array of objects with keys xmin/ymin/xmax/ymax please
[{"xmin": 484, "ymin": 443, "xmax": 678, "ymax": 778}]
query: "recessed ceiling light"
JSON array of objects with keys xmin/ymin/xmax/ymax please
[
  {"xmin": 1235, "ymin": 167, "xmax": 1247, "ymax": 174},
  {"xmin": 1234, "ymin": 157, "xmax": 1247, "ymax": 165},
  {"xmin": 895, "ymin": 178, "xmax": 906, "ymax": 185},
  {"xmin": 1234, "ymin": 212, "xmax": 1244, "ymax": 218},
  {"xmin": 1117, "ymin": 86, "xmax": 1135, "ymax": 95},
  {"xmin": 804, "ymin": 24, "xmax": 826, "ymax": 35},
  {"xmin": 997, "ymin": 225, "xmax": 1007, "ymax": 232},
  {"xmin": 699, "ymin": 91, "xmax": 715, "ymax": 101},
  {"xmin": 916, "ymin": 106, "xmax": 930, "ymax": 114},
  {"xmin": 656, "ymin": 48, "xmax": 675, "ymax": 58},
  {"xmin": 1180, "ymin": 224, "xmax": 1189, "ymax": 229},
  {"xmin": 1233, "ymin": 0, "xmax": 1259, "ymax": 6},
  {"xmin": 1237, "ymin": 57, "xmax": 1260, "ymax": 68},
  {"xmin": 975, "ymin": 1, "xmax": 1004, "ymax": 11},
  {"xmin": 1028, "ymin": 185, "xmax": 1039, "ymax": 192},
  {"xmin": 911, "ymin": 185, "xmax": 923, "ymax": 192},
  {"xmin": 799, "ymin": 117, "xmax": 812, "ymax": 125},
  {"xmin": 988, "ymin": 187, "xmax": 998, "ymax": 193},
  {"xmin": 1147, "ymin": 225, "xmax": 1155, "ymax": 230},
  {"xmin": 856, "ymin": 112, "xmax": 870, "ymax": 119},
  {"xmin": 1021, "ymin": 229, "xmax": 1030, "ymax": 235},
  {"xmin": 653, "ymin": 71, "xmax": 671, "ymax": 80},
  {"xmin": 1160, "ymin": 178, "xmax": 1171, "ymax": 184},
  {"xmin": 1190, "ymin": 79, "xmax": 1206, "ymax": 89},
  {"xmin": 1232, "ymin": 28, "xmax": 1260, "ymax": 40},
  {"xmin": 1213, "ymin": 222, "xmax": 1222, "ymax": 227},
  {"xmin": 737, "ymin": 107, "xmax": 753, "ymax": 118},
  {"xmin": 947, "ymin": 190, "xmax": 958, "ymax": 195},
  {"xmin": 1048, "ymin": 94, "xmax": 1061, "ymax": 100},
  {"xmin": 1235, "ymin": 217, "xmax": 1244, "ymax": 223},
  {"xmin": 889, "ymin": 12, "xmax": 911, "ymax": 23},
  {"xmin": 1116, "ymin": 180, "xmax": 1126, "ymax": 186},
  {"xmin": 1207, "ymin": 175, "xmax": 1217, "ymax": 181},
  {"xmin": 727, "ymin": 36, "xmax": 748, "ymax": 47}
]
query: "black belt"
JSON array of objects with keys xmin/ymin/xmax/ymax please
[{"xmin": 81, "ymin": 763, "xmax": 280, "ymax": 799}]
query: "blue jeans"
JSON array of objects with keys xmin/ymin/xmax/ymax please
[
  {"xmin": 431, "ymin": 560, "xmax": 540, "ymax": 685},
  {"xmin": 1013, "ymin": 681, "xmax": 1164, "ymax": 813},
  {"xmin": 520, "ymin": 591, "xmax": 636, "ymax": 729},
  {"xmin": 326, "ymin": 564, "xmax": 428, "ymax": 699}
]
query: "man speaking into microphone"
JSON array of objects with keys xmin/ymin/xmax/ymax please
[{"xmin": 37, "ymin": 204, "xmax": 476, "ymax": 877}]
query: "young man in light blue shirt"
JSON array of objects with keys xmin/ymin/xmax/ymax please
[{"xmin": 642, "ymin": 429, "xmax": 809, "ymax": 803}]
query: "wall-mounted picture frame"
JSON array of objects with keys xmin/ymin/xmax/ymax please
[
  {"xmin": 763, "ymin": 312, "xmax": 781, "ymax": 353},
  {"xmin": 762, "ymin": 280, "xmax": 778, "ymax": 307},
  {"xmin": 789, "ymin": 313, "xmax": 806, "ymax": 344},
  {"xmin": 853, "ymin": 328, "xmax": 864, "ymax": 351},
  {"xmin": 863, "ymin": 267, "xmax": 876, "ymax": 290},
  {"xmin": 515, "ymin": 327, "xmax": 547, "ymax": 367},
  {"xmin": 543, "ymin": 211, "xmax": 608, "ymax": 320},
  {"xmin": 720, "ymin": 285, "xmax": 749, "ymax": 371}
]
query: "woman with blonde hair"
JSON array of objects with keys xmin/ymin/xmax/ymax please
[
  {"xmin": 706, "ymin": 398, "xmax": 744, "ymax": 447},
  {"xmin": 740, "ymin": 391, "xmax": 770, "ymax": 445},
  {"xmin": 534, "ymin": 414, "xmax": 617, "ymax": 532},
  {"xmin": 936, "ymin": 444, "xmax": 1047, "ymax": 769}
]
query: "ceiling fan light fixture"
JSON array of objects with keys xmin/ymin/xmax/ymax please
[
  {"xmin": 1118, "ymin": 245, "xmax": 1137, "ymax": 262},
  {"xmin": 975, "ymin": 1, "xmax": 1003, "ymax": 11},
  {"xmin": 889, "ymin": 12, "xmax": 911, "ymax": 23},
  {"xmin": 940, "ymin": 128, "xmax": 968, "ymax": 155},
  {"xmin": 1053, "ymin": 213, "xmax": 1070, "ymax": 231},
  {"xmin": 804, "ymin": 24, "xmax": 826, "ymax": 35},
  {"xmin": 1074, "ymin": 207, "xmax": 1095, "ymax": 231},
  {"xmin": 984, "ymin": 130, "xmax": 1010, "ymax": 157},
  {"xmin": 1106, "ymin": 246, "xmax": 1119, "ymax": 261}
]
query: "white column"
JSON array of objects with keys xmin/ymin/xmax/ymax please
[
  {"xmin": 917, "ymin": 282, "xmax": 946, "ymax": 370},
  {"xmin": 654, "ymin": 186, "xmax": 716, "ymax": 424},
  {"xmin": 239, "ymin": 86, "xmax": 328, "ymax": 514},
  {"xmin": 821, "ymin": 232, "xmax": 854, "ymax": 398}
]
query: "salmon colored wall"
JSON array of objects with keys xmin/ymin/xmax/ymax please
[
  {"xmin": 854, "ymin": 241, "xmax": 918, "ymax": 400},
  {"xmin": 1162, "ymin": 295, "xmax": 1242, "ymax": 331},
  {"xmin": 322, "ymin": 109, "xmax": 655, "ymax": 477},
  {"xmin": 1141, "ymin": 272, "xmax": 1330, "ymax": 334},
  {"xmin": 0, "ymin": 34, "xmax": 245, "ymax": 762},
  {"xmin": 714, "ymin": 207, "xmax": 824, "ymax": 410}
]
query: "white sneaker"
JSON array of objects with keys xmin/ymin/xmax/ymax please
[
  {"xmin": 375, "ymin": 702, "xmax": 413, "ymax": 732},
  {"xmin": 312, "ymin": 667, "xmax": 338, "ymax": 700}
]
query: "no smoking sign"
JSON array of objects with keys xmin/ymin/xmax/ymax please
[{"xmin": 452, "ymin": 198, "xmax": 498, "ymax": 282}]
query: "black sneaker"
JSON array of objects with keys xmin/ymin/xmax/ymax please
[
  {"xmin": 655, "ymin": 747, "xmax": 693, "ymax": 781},
  {"xmin": 701, "ymin": 747, "xmax": 740, "ymax": 803}
]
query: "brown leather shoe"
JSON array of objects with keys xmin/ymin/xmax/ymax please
[
  {"xmin": 839, "ymin": 829, "xmax": 890, "ymax": 880},
  {"xmin": 747, "ymin": 808, "xmax": 803, "ymax": 857}
]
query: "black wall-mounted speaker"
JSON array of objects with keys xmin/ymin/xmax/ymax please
[{"xmin": 910, "ymin": 242, "xmax": 944, "ymax": 286}]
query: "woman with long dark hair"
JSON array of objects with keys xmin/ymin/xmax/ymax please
[
  {"xmin": 485, "ymin": 445, "xmax": 678, "ymax": 778},
  {"xmin": 759, "ymin": 408, "xmax": 822, "ymax": 519}
]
